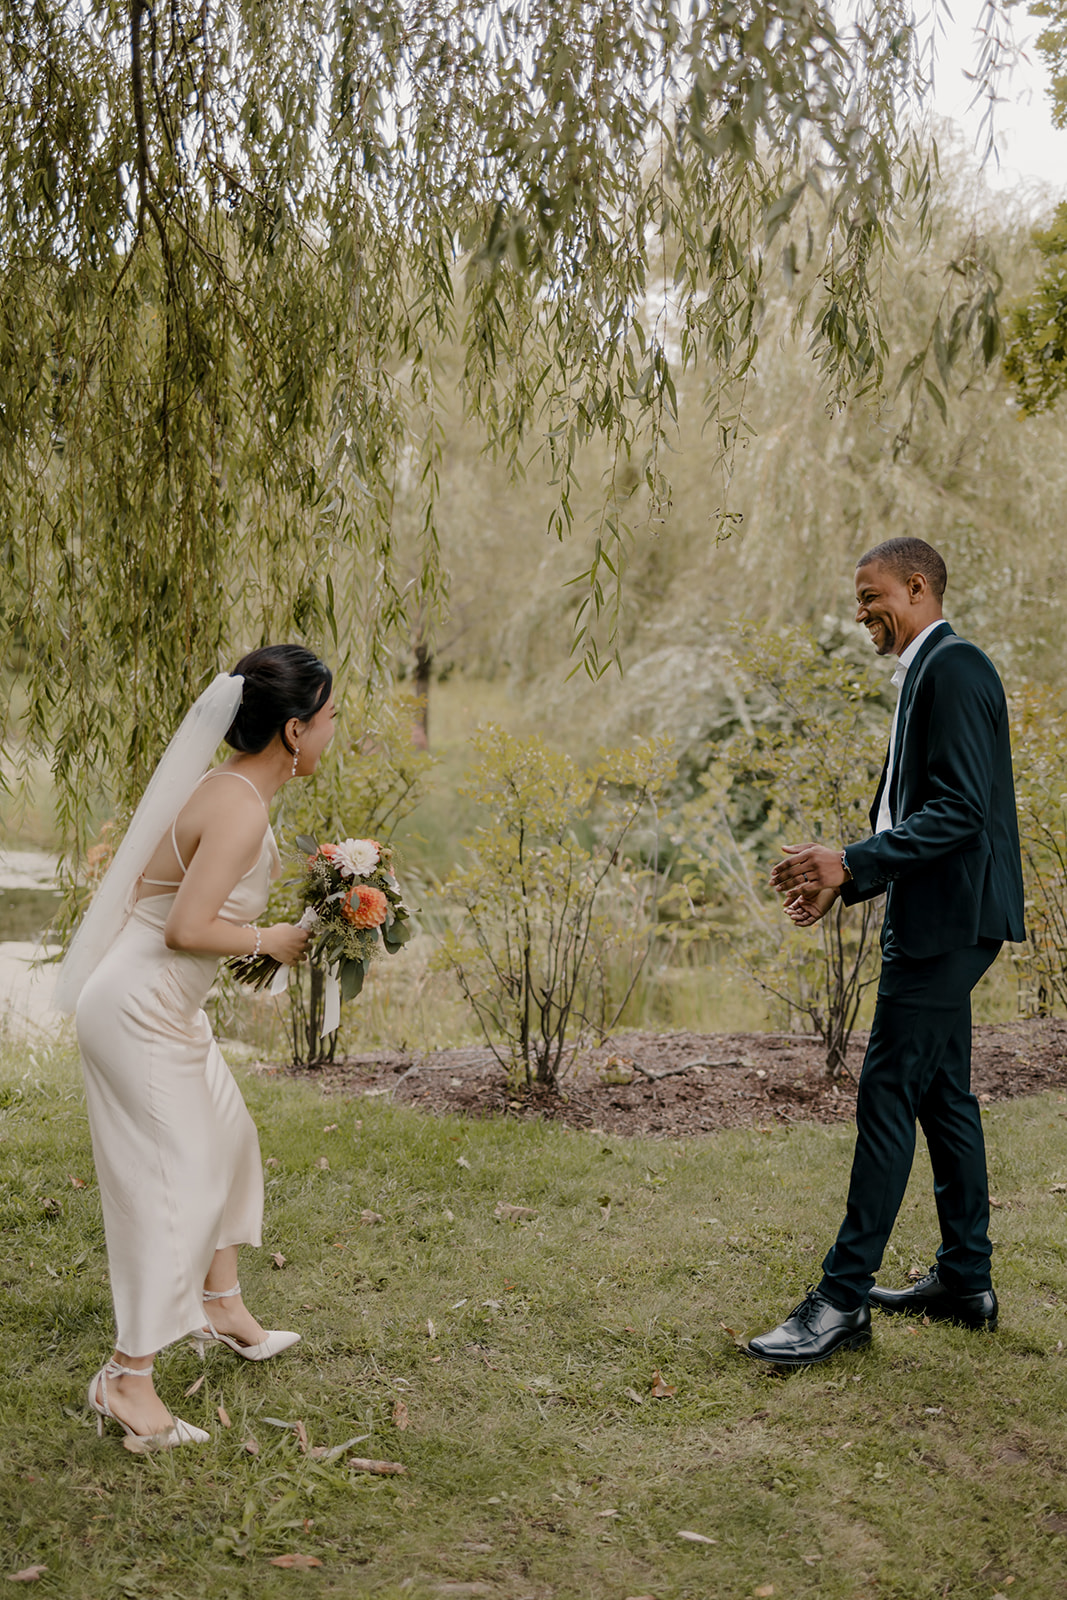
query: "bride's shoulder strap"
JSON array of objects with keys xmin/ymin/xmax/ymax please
[{"xmin": 199, "ymin": 768, "xmax": 270, "ymax": 817}]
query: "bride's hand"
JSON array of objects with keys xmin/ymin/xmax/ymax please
[{"xmin": 260, "ymin": 923, "xmax": 311, "ymax": 965}]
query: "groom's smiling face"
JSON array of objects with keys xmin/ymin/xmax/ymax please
[{"xmin": 854, "ymin": 560, "xmax": 922, "ymax": 657}]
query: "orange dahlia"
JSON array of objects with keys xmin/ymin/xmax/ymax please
[{"xmin": 343, "ymin": 884, "xmax": 389, "ymax": 928}]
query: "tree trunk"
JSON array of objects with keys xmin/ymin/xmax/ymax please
[{"xmin": 412, "ymin": 638, "xmax": 432, "ymax": 749}]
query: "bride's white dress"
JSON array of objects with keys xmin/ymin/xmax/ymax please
[{"xmin": 75, "ymin": 772, "xmax": 280, "ymax": 1357}]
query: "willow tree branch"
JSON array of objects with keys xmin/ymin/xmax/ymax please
[{"xmin": 130, "ymin": 0, "xmax": 172, "ymax": 267}]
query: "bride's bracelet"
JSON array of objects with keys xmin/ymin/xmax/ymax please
[{"xmin": 244, "ymin": 924, "xmax": 262, "ymax": 960}]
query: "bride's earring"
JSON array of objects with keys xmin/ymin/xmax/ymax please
[{"xmin": 290, "ymin": 745, "xmax": 300, "ymax": 779}]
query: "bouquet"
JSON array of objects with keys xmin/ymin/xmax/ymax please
[{"xmin": 229, "ymin": 834, "xmax": 412, "ymax": 1024}]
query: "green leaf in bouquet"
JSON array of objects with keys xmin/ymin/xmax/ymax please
[
  {"xmin": 295, "ymin": 834, "xmax": 320, "ymax": 856},
  {"xmin": 383, "ymin": 920, "xmax": 413, "ymax": 953},
  {"xmin": 340, "ymin": 959, "xmax": 365, "ymax": 1001}
]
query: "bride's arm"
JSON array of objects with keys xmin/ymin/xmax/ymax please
[{"xmin": 163, "ymin": 795, "xmax": 308, "ymax": 964}]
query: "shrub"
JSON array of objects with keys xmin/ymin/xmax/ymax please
[
  {"xmin": 435, "ymin": 726, "xmax": 675, "ymax": 1088},
  {"xmin": 1009, "ymin": 684, "xmax": 1067, "ymax": 1015},
  {"xmin": 263, "ymin": 690, "xmax": 435, "ymax": 1067},
  {"xmin": 673, "ymin": 625, "xmax": 887, "ymax": 1078}
]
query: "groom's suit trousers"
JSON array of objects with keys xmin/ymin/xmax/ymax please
[{"xmin": 818, "ymin": 922, "xmax": 1001, "ymax": 1312}]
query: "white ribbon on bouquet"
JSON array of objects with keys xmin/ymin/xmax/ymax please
[{"xmin": 269, "ymin": 907, "xmax": 340, "ymax": 1039}]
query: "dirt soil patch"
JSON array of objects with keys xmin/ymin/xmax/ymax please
[{"xmin": 284, "ymin": 1017, "xmax": 1067, "ymax": 1138}]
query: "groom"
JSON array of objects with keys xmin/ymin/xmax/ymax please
[{"xmin": 747, "ymin": 537, "xmax": 1025, "ymax": 1368}]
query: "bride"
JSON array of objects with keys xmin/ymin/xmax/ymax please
[{"xmin": 57, "ymin": 645, "xmax": 335, "ymax": 1447}]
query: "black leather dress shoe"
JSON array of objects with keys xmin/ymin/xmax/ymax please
[
  {"xmin": 868, "ymin": 1268, "xmax": 998, "ymax": 1330},
  {"xmin": 746, "ymin": 1289, "xmax": 871, "ymax": 1368}
]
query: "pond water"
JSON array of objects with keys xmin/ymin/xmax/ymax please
[
  {"xmin": 0, "ymin": 851, "xmax": 63, "ymax": 1037},
  {"xmin": 0, "ymin": 887, "xmax": 61, "ymax": 941}
]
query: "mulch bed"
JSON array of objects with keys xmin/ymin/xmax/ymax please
[{"xmin": 285, "ymin": 1016, "xmax": 1067, "ymax": 1139}]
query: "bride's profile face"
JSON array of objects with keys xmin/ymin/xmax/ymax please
[{"xmin": 294, "ymin": 693, "xmax": 337, "ymax": 775}]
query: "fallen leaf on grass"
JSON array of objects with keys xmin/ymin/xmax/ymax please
[
  {"xmin": 623, "ymin": 1387, "xmax": 645, "ymax": 1406},
  {"xmin": 907, "ymin": 1265, "xmax": 927, "ymax": 1280},
  {"xmin": 677, "ymin": 1530, "xmax": 717, "ymax": 1545},
  {"xmin": 217, "ymin": 1405, "xmax": 231, "ymax": 1428},
  {"xmin": 323, "ymin": 1123, "xmax": 338, "ymax": 1133},
  {"xmin": 271, "ymin": 1252, "xmax": 286, "ymax": 1269},
  {"xmin": 347, "ymin": 1457, "xmax": 406, "ymax": 1475},
  {"xmin": 493, "ymin": 1202, "xmax": 536, "ymax": 1221},
  {"xmin": 456, "ymin": 1155, "xmax": 471, "ymax": 1169},
  {"xmin": 184, "ymin": 1373, "xmax": 205, "ymax": 1398},
  {"xmin": 719, "ymin": 1322, "xmax": 747, "ymax": 1351},
  {"xmin": 243, "ymin": 1437, "xmax": 259, "ymax": 1456},
  {"xmin": 315, "ymin": 1156, "xmax": 330, "ymax": 1171},
  {"xmin": 293, "ymin": 1420, "xmax": 309, "ymax": 1454},
  {"xmin": 1044, "ymin": 1513, "xmax": 1067, "ymax": 1533},
  {"xmin": 68, "ymin": 1174, "xmax": 87, "ymax": 1190},
  {"xmin": 989, "ymin": 1196, "xmax": 1003, "ymax": 1209},
  {"xmin": 754, "ymin": 1588, "xmax": 776, "ymax": 1597},
  {"xmin": 6, "ymin": 1567, "xmax": 47, "ymax": 1582},
  {"xmin": 996, "ymin": 1448, "xmax": 1027, "ymax": 1466},
  {"xmin": 650, "ymin": 1370, "xmax": 676, "ymax": 1398},
  {"xmin": 307, "ymin": 1435, "xmax": 370, "ymax": 1463},
  {"xmin": 269, "ymin": 1554, "xmax": 322, "ymax": 1569},
  {"xmin": 1051, "ymin": 1183, "xmax": 1067, "ymax": 1194},
  {"xmin": 802, "ymin": 1555, "xmax": 822, "ymax": 1565},
  {"xmin": 393, "ymin": 1399, "xmax": 410, "ymax": 1430},
  {"xmin": 360, "ymin": 1210, "xmax": 384, "ymax": 1225},
  {"xmin": 595, "ymin": 1509, "xmax": 620, "ymax": 1518},
  {"xmin": 427, "ymin": 1319, "xmax": 436, "ymax": 1340}
]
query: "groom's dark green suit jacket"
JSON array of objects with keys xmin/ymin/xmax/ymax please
[{"xmin": 839, "ymin": 622, "xmax": 1025, "ymax": 960}]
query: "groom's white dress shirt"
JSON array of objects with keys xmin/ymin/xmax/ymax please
[{"xmin": 874, "ymin": 620, "xmax": 946, "ymax": 835}]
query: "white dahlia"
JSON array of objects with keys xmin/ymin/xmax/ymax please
[{"xmin": 335, "ymin": 837, "xmax": 381, "ymax": 879}]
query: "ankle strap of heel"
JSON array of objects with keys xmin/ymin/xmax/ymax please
[
  {"xmin": 203, "ymin": 1283, "xmax": 241, "ymax": 1302},
  {"xmin": 105, "ymin": 1358, "xmax": 155, "ymax": 1378}
]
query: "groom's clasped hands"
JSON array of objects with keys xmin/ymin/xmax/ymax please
[{"xmin": 770, "ymin": 841, "xmax": 848, "ymax": 926}]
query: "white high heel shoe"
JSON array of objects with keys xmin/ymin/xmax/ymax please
[
  {"xmin": 88, "ymin": 1358, "xmax": 210, "ymax": 1447},
  {"xmin": 191, "ymin": 1282, "xmax": 301, "ymax": 1362}
]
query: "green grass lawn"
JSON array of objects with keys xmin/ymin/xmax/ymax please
[{"xmin": 2, "ymin": 1044, "xmax": 1067, "ymax": 1599}]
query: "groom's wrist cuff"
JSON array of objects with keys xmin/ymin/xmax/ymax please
[{"xmin": 840, "ymin": 850, "xmax": 853, "ymax": 883}]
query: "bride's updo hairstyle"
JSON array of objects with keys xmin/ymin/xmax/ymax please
[{"xmin": 226, "ymin": 645, "xmax": 332, "ymax": 757}]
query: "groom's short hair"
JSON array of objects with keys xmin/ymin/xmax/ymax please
[{"xmin": 857, "ymin": 537, "xmax": 947, "ymax": 601}]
